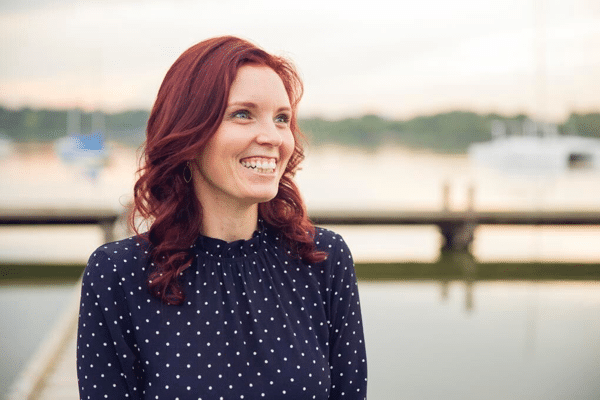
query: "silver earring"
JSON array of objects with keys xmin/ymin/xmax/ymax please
[{"xmin": 183, "ymin": 161, "xmax": 192, "ymax": 183}]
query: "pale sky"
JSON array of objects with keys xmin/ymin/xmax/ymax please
[{"xmin": 1, "ymin": 0, "xmax": 599, "ymax": 122}]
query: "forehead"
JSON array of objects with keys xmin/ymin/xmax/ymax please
[{"xmin": 228, "ymin": 65, "xmax": 290, "ymax": 106}]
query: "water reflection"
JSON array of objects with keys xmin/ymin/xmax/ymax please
[
  {"xmin": 2, "ymin": 257, "xmax": 600, "ymax": 400},
  {"xmin": 360, "ymin": 280, "xmax": 600, "ymax": 400},
  {"xmin": 356, "ymin": 251, "xmax": 600, "ymax": 312},
  {"xmin": 357, "ymin": 255, "xmax": 600, "ymax": 400}
]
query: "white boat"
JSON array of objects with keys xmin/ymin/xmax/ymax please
[{"xmin": 468, "ymin": 120, "xmax": 600, "ymax": 174}]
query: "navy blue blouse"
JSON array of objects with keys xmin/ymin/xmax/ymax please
[{"xmin": 76, "ymin": 224, "xmax": 367, "ymax": 399}]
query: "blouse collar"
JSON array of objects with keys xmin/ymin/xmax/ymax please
[{"xmin": 192, "ymin": 219, "xmax": 270, "ymax": 259}]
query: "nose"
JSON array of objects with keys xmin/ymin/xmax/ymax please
[{"xmin": 256, "ymin": 120, "xmax": 283, "ymax": 147}]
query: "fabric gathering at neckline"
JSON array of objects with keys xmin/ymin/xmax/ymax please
[{"xmin": 191, "ymin": 219, "xmax": 278, "ymax": 260}]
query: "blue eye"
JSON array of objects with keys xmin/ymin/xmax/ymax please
[
  {"xmin": 275, "ymin": 114, "xmax": 290, "ymax": 124},
  {"xmin": 231, "ymin": 110, "xmax": 250, "ymax": 119}
]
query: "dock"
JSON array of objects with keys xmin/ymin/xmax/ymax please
[
  {"xmin": 2, "ymin": 205, "xmax": 600, "ymax": 252},
  {"xmin": 310, "ymin": 208, "xmax": 600, "ymax": 250},
  {"xmin": 0, "ymin": 207, "xmax": 121, "ymax": 244},
  {"xmin": 7, "ymin": 281, "xmax": 80, "ymax": 400}
]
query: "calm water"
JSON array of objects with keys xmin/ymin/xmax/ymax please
[
  {"xmin": 1, "ymin": 146, "xmax": 599, "ymax": 398},
  {"xmin": 361, "ymin": 280, "xmax": 600, "ymax": 400},
  {"xmin": 2, "ymin": 279, "xmax": 600, "ymax": 399}
]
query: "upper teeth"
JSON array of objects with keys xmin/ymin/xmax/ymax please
[{"xmin": 241, "ymin": 158, "xmax": 276, "ymax": 170}]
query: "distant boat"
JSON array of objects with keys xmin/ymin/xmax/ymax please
[
  {"xmin": 54, "ymin": 132, "xmax": 109, "ymax": 169},
  {"xmin": 54, "ymin": 110, "xmax": 110, "ymax": 180},
  {"xmin": 468, "ymin": 120, "xmax": 600, "ymax": 174}
]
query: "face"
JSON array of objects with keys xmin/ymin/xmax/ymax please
[{"xmin": 192, "ymin": 65, "xmax": 295, "ymax": 210}]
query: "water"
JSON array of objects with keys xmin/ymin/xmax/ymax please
[
  {"xmin": 361, "ymin": 281, "xmax": 600, "ymax": 400},
  {"xmin": 2, "ymin": 279, "xmax": 600, "ymax": 399},
  {"xmin": 1, "ymin": 145, "xmax": 599, "ymax": 398}
]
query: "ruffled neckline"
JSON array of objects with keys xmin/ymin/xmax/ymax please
[{"xmin": 192, "ymin": 220, "xmax": 270, "ymax": 259}]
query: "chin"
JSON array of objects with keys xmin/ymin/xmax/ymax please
[
  {"xmin": 238, "ymin": 178, "xmax": 282, "ymax": 205},
  {"xmin": 247, "ymin": 189, "xmax": 278, "ymax": 205},
  {"xmin": 254, "ymin": 193, "xmax": 278, "ymax": 204}
]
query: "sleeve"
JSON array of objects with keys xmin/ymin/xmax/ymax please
[
  {"xmin": 76, "ymin": 248, "xmax": 143, "ymax": 400},
  {"xmin": 327, "ymin": 234, "xmax": 368, "ymax": 399}
]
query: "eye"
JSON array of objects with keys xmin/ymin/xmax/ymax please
[
  {"xmin": 275, "ymin": 113, "xmax": 290, "ymax": 124},
  {"xmin": 230, "ymin": 109, "xmax": 251, "ymax": 119}
]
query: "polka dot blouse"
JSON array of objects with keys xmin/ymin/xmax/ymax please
[{"xmin": 77, "ymin": 224, "xmax": 367, "ymax": 399}]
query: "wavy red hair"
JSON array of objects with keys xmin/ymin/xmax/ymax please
[{"xmin": 131, "ymin": 36, "xmax": 326, "ymax": 305}]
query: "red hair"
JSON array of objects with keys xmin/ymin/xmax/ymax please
[{"xmin": 131, "ymin": 36, "xmax": 326, "ymax": 305}]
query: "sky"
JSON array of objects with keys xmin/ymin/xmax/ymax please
[{"xmin": 1, "ymin": 0, "xmax": 599, "ymax": 122}]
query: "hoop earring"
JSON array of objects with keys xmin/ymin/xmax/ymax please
[{"xmin": 183, "ymin": 162, "xmax": 192, "ymax": 183}]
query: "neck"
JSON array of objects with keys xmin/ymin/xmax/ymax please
[{"xmin": 200, "ymin": 203, "xmax": 259, "ymax": 243}]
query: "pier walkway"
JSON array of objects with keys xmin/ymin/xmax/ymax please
[
  {"xmin": 310, "ymin": 208, "xmax": 600, "ymax": 250},
  {"xmin": 7, "ymin": 282, "xmax": 80, "ymax": 400},
  {"xmin": 35, "ymin": 331, "xmax": 78, "ymax": 400},
  {"xmin": 2, "ymin": 206, "xmax": 600, "ymax": 253}
]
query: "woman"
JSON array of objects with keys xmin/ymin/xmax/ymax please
[{"xmin": 77, "ymin": 36, "xmax": 367, "ymax": 399}]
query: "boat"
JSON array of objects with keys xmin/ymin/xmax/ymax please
[
  {"xmin": 468, "ymin": 119, "xmax": 600, "ymax": 174},
  {"xmin": 54, "ymin": 131, "xmax": 109, "ymax": 168},
  {"xmin": 54, "ymin": 110, "xmax": 110, "ymax": 180}
]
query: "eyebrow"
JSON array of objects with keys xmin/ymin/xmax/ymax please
[{"xmin": 228, "ymin": 101, "xmax": 292, "ymax": 113}]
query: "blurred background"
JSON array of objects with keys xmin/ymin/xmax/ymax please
[{"xmin": 1, "ymin": 0, "xmax": 600, "ymax": 399}]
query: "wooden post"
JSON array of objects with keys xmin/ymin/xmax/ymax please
[
  {"xmin": 439, "ymin": 181, "xmax": 478, "ymax": 251},
  {"xmin": 442, "ymin": 181, "xmax": 450, "ymax": 211},
  {"xmin": 99, "ymin": 219, "xmax": 115, "ymax": 244},
  {"xmin": 467, "ymin": 183, "xmax": 475, "ymax": 212}
]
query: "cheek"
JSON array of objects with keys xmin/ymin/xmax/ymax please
[
  {"xmin": 196, "ymin": 142, "xmax": 221, "ymax": 179},
  {"xmin": 282, "ymin": 131, "xmax": 296, "ymax": 163}
]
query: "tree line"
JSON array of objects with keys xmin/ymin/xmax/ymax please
[{"xmin": 1, "ymin": 105, "xmax": 598, "ymax": 153}]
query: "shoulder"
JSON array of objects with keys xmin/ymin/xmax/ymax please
[
  {"xmin": 312, "ymin": 227, "xmax": 359, "ymax": 299},
  {"xmin": 84, "ymin": 235, "xmax": 150, "ymax": 285},
  {"xmin": 90, "ymin": 235, "xmax": 150, "ymax": 260},
  {"xmin": 88, "ymin": 235, "xmax": 150, "ymax": 267},
  {"xmin": 313, "ymin": 226, "xmax": 353, "ymax": 263},
  {"xmin": 314, "ymin": 226, "xmax": 350, "ymax": 250}
]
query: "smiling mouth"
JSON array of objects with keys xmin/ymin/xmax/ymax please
[{"xmin": 240, "ymin": 157, "xmax": 277, "ymax": 174}]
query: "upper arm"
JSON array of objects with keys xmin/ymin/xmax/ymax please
[
  {"xmin": 77, "ymin": 249, "xmax": 143, "ymax": 399},
  {"xmin": 323, "ymin": 232, "xmax": 368, "ymax": 398}
]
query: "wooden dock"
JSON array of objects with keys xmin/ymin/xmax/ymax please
[
  {"xmin": 34, "ymin": 332, "xmax": 78, "ymax": 400},
  {"xmin": 7, "ymin": 281, "xmax": 81, "ymax": 400},
  {"xmin": 0, "ymin": 206, "xmax": 121, "ymax": 244},
  {"xmin": 2, "ymin": 206, "xmax": 600, "ymax": 252},
  {"xmin": 310, "ymin": 208, "xmax": 600, "ymax": 250}
]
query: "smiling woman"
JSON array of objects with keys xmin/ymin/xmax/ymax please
[
  {"xmin": 193, "ymin": 65, "xmax": 296, "ymax": 240},
  {"xmin": 75, "ymin": 36, "xmax": 367, "ymax": 399}
]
